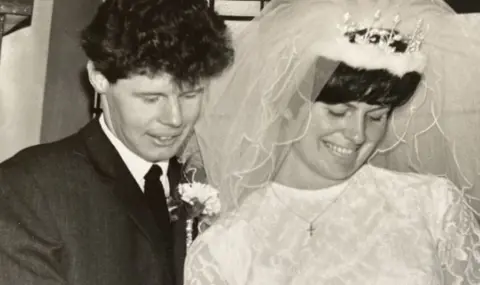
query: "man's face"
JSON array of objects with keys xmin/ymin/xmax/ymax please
[{"xmin": 101, "ymin": 73, "xmax": 204, "ymax": 162}]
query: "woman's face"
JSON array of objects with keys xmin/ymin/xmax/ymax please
[{"xmin": 284, "ymin": 101, "xmax": 390, "ymax": 186}]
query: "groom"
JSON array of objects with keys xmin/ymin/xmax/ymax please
[{"xmin": 0, "ymin": 0, "xmax": 233, "ymax": 284}]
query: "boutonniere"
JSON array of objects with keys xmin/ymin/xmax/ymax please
[{"xmin": 168, "ymin": 182, "xmax": 221, "ymax": 247}]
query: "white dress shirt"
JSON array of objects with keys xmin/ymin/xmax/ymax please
[{"xmin": 99, "ymin": 115, "xmax": 170, "ymax": 196}]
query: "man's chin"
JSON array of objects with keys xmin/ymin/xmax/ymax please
[{"xmin": 145, "ymin": 148, "xmax": 181, "ymax": 163}]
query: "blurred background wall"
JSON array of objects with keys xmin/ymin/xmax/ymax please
[
  {"xmin": 0, "ymin": 0, "xmax": 99, "ymax": 162},
  {"xmin": 0, "ymin": 0, "xmax": 53, "ymax": 162}
]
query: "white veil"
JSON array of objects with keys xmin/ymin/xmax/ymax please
[
  {"xmin": 371, "ymin": 9, "xmax": 480, "ymax": 211},
  {"xmin": 192, "ymin": 0, "xmax": 480, "ymax": 212},
  {"xmin": 193, "ymin": 0, "xmax": 342, "ymax": 211}
]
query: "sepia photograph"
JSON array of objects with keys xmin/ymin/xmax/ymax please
[{"xmin": 0, "ymin": 0, "xmax": 479, "ymax": 284}]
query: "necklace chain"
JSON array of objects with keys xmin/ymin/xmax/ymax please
[{"xmin": 271, "ymin": 180, "xmax": 351, "ymax": 237}]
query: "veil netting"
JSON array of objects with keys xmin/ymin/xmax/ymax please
[{"xmin": 188, "ymin": 0, "xmax": 480, "ymax": 214}]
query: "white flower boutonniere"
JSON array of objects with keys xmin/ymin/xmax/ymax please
[
  {"xmin": 179, "ymin": 182, "xmax": 221, "ymax": 217},
  {"xmin": 178, "ymin": 182, "xmax": 221, "ymax": 247}
]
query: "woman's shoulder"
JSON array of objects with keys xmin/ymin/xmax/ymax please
[
  {"xmin": 365, "ymin": 164, "xmax": 451, "ymax": 190},
  {"xmin": 364, "ymin": 165, "xmax": 458, "ymax": 210},
  {"xmin": 364, "ymin": 164, "xmax": 465, "ymax": 229}
]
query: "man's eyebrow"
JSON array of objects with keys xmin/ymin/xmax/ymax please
[
  {"xmin": 134, "ymin": 92, "xmax": 166, "ymax": 96},
  {"xmin": 182, "ymin": 87, "xmax": 205, "ymax": 94}
]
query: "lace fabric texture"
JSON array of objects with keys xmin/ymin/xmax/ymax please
[{"xmin": 185, "ymin": 166, "xmax": 480, "ymax": 284}]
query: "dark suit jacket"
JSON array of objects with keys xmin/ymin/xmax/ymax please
[{"xmin": 0, "ymin": 120, "xmax": 189, "ymax": 285}]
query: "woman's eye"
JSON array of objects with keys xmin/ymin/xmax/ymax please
[
  {"xmin": 328, "ymin": 110, "xmax": 347, "ymax": 117},
  {"xmin": 369, "ymin": 114, "xmax": 387, "ymax": 122}
]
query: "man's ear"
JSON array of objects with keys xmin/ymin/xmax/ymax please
[{"xmin": 86, "ymin": 61, "xmax": 110, "ymax": 93}]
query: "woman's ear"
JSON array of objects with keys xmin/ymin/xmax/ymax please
[{"xmin": 86, "ymin": 61, "xmax": 110, "ymax": 93}]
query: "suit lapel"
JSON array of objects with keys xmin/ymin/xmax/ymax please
[
  {"xmin": 112, "ymin": 159, "xmax": 171, "ymax": 255},
  {"xmin": 79, "ymin": 120, "xmax": 174, "ymax": 283},
  {"xmin": 168, "ymin": 157, "xmax": 188, "ymax": 285}
]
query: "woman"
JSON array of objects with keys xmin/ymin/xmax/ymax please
[{"xmin": 184, "ymin": 0, "xmax": 480, "ymax": 284}]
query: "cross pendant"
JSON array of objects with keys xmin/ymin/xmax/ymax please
[{"xmin": 307, "ymin": 223, "xmax": 315, "ymax": 237}]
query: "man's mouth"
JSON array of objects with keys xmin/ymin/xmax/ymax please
[{"xmin": 151, "ymin": 134, "xmax": 181, "ymax": 146}]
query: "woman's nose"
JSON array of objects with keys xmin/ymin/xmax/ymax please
[{"xmin": 344, "ymin": 117, "xmax": 366, "ymax": 145}]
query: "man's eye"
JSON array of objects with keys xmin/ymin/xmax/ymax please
[
  {"xmin": 143, "ymin": 96, "xmax": 159, "ymax": 103},
  {"xmin": 182, "ymin": 92, "xmax": 199, "ymax": 99}
]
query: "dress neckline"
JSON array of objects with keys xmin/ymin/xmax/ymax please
[
  {"xmin": 269, "ymin": 164, "xmax": 372, "ymax": 201},
  {"xmin": 270, "ymin": 180, "xmax": 348, "ymax": 201}
]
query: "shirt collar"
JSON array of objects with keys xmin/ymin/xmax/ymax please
[{"xmin": 99, "ymin": 115, "xmax": 169, "ymax": 190}]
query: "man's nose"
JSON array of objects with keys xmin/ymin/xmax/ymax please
[{"xmin": 159, "ymin": 96, "xmax": 183, "ymax": 128}]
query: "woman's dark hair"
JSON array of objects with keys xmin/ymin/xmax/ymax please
[
  {"xmin": 315, "ymin": 61, "xmax": 422, "ymax": 113},
  {"xmin": 81, "ymin": 0, "xmax": 234, "ymax": 86}
]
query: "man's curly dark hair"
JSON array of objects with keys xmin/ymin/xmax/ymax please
[{"xmin": 81, "ymin": 0, "xmax": 234, "ymax": 86}]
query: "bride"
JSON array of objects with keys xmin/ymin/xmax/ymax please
[{"xmin": 183, "ymin": 0, "xmax": 480, "ymax": 284}]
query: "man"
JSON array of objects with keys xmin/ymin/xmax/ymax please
[{"xmin": 0, "ymin": 0, "xmax": 233, "ymax": 284}]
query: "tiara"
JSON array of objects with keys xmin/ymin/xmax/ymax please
[
  {"xmin": 310, "ymin": 10, "xmax": 427, "ymax": 76},
  {"xmin": 339, "ymin": 11, "xmax": 425, "ymax": 54}
]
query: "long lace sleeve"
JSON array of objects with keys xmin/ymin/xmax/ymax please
[
  {"xmin": 433, "ymin": 179, "xmax": 480, "ymax": 284},
  {"xmin": 184, "ymin": 239, "xmax": 228, "ymax": 285}
]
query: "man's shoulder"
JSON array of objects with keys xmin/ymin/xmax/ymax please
[{"xmin": 0, "ymin": 131, "xmax": 87, "ymax": 177}]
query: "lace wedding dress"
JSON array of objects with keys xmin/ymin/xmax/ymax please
[{"xmin": 184, "ymin": 165, "xmax": 480, "ymax": 285}]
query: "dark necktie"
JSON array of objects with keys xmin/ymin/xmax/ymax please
[
  {"xmin": 144, "ymin": 164, "xmax": 175, "ymax": 281},
  {"xmin": 144, "ymin": 164, "xmax": 171, "ymax": 230}
]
